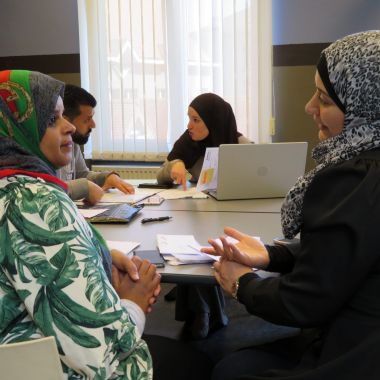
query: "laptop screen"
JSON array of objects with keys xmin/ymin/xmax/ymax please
[{"xmin": 211, "ymin": 142, "xmax": 307, "ymax": 200}]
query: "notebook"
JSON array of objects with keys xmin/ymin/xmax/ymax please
[
  {"xmin": 77, "ymin": 203, "xmax": 143, "ymax": 223},
  {"xmin": 208, "ymin": 142, "xmax": 308, "ymax": 200}
]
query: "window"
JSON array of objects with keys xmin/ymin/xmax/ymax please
[{"xmin": 78, "ymin": 0, "xmax": 272, "ymax": 161}]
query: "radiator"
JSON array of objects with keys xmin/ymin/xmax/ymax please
[{"xmin": 92, "ymin": 165, "xmax": 161, "ymax": 179}]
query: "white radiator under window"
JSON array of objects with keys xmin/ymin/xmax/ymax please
[{"xmin": 92, "ymin": 165, "xmax": 161, "ymax": 180}]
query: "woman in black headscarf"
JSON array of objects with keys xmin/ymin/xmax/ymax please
[
  {"xmin": 158, "ymin": 93, "xmax": 251, "ymax": 340},
  {"xmin": 157, "ymin": 93, "xmax": 251, "ymax": 189}
]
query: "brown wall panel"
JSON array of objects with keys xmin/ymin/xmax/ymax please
[
  {"xmin": 0, "ymin": 54, "xmax": 80, "ymax": 74},
  {"xmin": 273, "ymin": 43, "xmax": 330, "ymax": 67},
  {"xmin": 273, "ymin": 66, "xmax": 320, "ymax": 172}
]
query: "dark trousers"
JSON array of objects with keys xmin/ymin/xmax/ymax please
[
  {"xmin": 143, "ymin": 334, "xmax": 214, "ymax": 380},
  {"xmin": 211, "ymin": 331, "xmax": 318, "ymax": 380}
]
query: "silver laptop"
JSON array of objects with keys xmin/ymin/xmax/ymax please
[{"xmin": 208, "ymin": 142, "xmax": 308, "ymax": 200}]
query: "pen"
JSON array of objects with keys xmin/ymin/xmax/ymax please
[{"xmin": 141, "ymin": 216, "xmax": 172, "ymax": 224}]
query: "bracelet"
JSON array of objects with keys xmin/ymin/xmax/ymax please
[{"xmin": 231, "ymin": 277, "xmax": 240, "ymax": 300}]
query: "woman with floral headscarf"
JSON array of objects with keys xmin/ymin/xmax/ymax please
[
  {"xmin": 0, "ymin": 70, "xmax": 213, "ymax": 379},
  {"xmin": 203, "ymin": 31, "xmax": 380, "ymax": 380}
]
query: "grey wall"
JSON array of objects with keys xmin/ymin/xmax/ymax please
[
  {"xmin": 0, "ymin": 0, "xmax": 79, "ymax": 57},
  {"xmin": 273, "ymin": 0, "xmax": 380, "ymax": 45},
  {"xmin": 1, "ymin": 0, "xmax": 379, "ymax": 169},
  {"xmin": 272, "ymin": 0, "xmax": 380, "ymax": 170}
]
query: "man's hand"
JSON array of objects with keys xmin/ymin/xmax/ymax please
[
  {"xmin": 170, "ymin": 161, "xmax": 187, "ymax": 190},
  {"xmin": 84, "ymin": 181, "xmax": 104, "ymax": 205},
  {"xmin": 103, "ymin": 173, "xmax": 135, "ymax": 194}
]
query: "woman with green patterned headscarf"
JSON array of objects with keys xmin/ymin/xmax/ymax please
[
  {"xmin": 0, "ymin": 70, "xmax": 159, "ymax": 379},
  {"xmin": 0, "ymin": 70, "xmax": 213, "ymax": 380}
]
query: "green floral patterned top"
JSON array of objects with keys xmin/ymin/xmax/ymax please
[{"xmin": 0, "ymin": 172, "xmax": 152, "ymax": 379}]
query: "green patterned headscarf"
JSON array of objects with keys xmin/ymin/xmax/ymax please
[{"xmin": 0, "ymin": 70, "xmax": 64, "ymax": 170}]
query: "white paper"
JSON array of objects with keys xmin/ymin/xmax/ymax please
[
  {"xmin": 106, "ymin": 240, "xmax": 140, "ymax": 256},
  {"xmin": 158, "ymin": 187, "xmax": 208, "ymax": 200},
  {"xmin": 196, "ymin": 147, "xmax": 219, "ymax": 192},
  {"xmin": 78, "ymin": 208, "xmax": 108, "ymax": 218},
  {"xmin": 99, "ymin": 188, "xmax": 158, "ymax": 204},
  {"xmin": 157, "ymin": 234, "xmax": 215, "ymax": 264}
]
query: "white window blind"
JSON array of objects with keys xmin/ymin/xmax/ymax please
[{"xmin": 78, "ymin": 0, "xmax": 272, "ymax": 161}]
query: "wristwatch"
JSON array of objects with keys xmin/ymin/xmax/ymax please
[{"xmin": 231, "ymin": 277, "xmax": 240, "ymax": 300}]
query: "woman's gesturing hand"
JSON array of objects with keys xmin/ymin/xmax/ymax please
[
  {"xmin": 171, "ymin": 161, "xmax": 188, "ymax": 190},
  {"xmin": 201, "ymin": 226, "xmax": 270, "ymax": 270}
]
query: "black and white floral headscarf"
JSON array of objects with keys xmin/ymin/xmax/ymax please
[{"xmin": 281, "ymin": 31, "xmax": 380, "ymax": 239}]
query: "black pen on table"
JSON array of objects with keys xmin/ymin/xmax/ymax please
[{"xmin": 141, "ymin": 216, "xmax": 172, "ymax": 224}]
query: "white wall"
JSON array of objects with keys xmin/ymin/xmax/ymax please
[
  {"xmin": 273, "ymin": 0, "xmax": 380, "ymax": 45},
  {"xmin": 0, "ymin": 0, "xmax": 79, "ymax": 56}
]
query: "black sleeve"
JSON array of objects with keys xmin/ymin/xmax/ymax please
[
  {"xmin": 167, "ymin": 131, "xmax": 202, "ymax": 169},
  {"xmin": 265, "ymin": 244, "xmax": 298, "ymax": 274},
  {"xmin": 237, "ymin": 157, "xmax": 380, "ymax": 327}
]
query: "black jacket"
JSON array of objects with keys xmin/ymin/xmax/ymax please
[{"xmin": 237, "ymin": 147, "xmax": 380, "ymax": 379}]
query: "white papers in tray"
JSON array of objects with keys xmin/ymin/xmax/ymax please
[
  {"xmin": 157, "ymin": 234, "xmax": 215, "ymax": 265},
  {"xmin": 78, "ymin": 208, "xmax": 108, "ymax": 218},
  {"xmin": 106, "ymin": 240, "xmax": 140, "ymax": 256},
  {"xmin": 158, "ymin": 187, "xmax": 208, "ymax": 200},
  {"xmin": 100, "ymin": 188, "xmax": 158, "ymax": 204}
]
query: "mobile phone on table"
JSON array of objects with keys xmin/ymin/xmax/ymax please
[
  {"xmin": 134, "ymin": 250, "xmax": 165, "ymax": 268},
  {"xmin": 138, "ymin": 182, "xmax": 173, "ymax": 189}
]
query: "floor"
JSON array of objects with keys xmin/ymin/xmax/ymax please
[{"xmin": 144, "ymin": 283, "xmax": 299, "ymax": 363}]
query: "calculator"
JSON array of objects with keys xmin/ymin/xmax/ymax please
[{"xmin": 142, "ymin": 195, "xmax": 165, "ymax": 205}]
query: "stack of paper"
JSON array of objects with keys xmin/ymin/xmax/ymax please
[
  {"xmin": 107, "ymin": 240, "xmax": 140, "ymax": 256},
  {"xmin": 100, "ymin": 188, "xmax": 158, "ymax": 204},
  {"xmin": 157, "ymin": 234, "xmax": 216, "ymax": 265},
  {"xmin": 158, "ymin": 188, "xmax": 208, "ymax": 200}
]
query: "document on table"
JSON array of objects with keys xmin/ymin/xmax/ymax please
[
  {"xmin": 158, "ymin": 187, "xmax": 208, "ymax": 200},
  {"xmin": 157, "ymin": 234, "xmax": 216, "ymax": 265},
  {"xmin": 106, "ymin": 240, "xmax": 140, "ymax": 256},
  {"xmin": 99, "ymin": 188, "xmax": 159, "ymax": 204},
  {"xmin": 78, "ymin": 208, "xmax": 108, "ymax": 218}
]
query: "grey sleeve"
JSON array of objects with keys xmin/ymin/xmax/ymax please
[
  {"xmin": 238, "ymin": 134, "xmax": 253, "ymax": 144},
  {"xmin": 73, "ymin": 144, "xmax": 111, "ymax": 187},
  {"xmin": 156, "ymin": 158, "xmax": 204, "ymax": 184},
  {"xmin": 72, "ymin": 144, "xmax": 90, "ymax": 179},
  {"xmin": 86, "ymin": 171, "xmax": 110, "ymax": 187},
  {"xmin": 156, "ymin": 159, "xmax": 180, "ymax": 184},
  {"xmin": 66, "ymin": 178, "xmax": 90, "ymax": 201}
]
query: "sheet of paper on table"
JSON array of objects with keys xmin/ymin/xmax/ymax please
[
  {"xmin": 106, "ymin": 240, "xmax": 140, "ymax": 256},
  {"xmin": 158, "ymin": 187, "xmax": 208, "ymax": 200},
  {"xmin": 99, "ymin": 188, "xmax": 159, "ymax": 204},
  {"xmin": 157, "ymin": 234, "xmax": 215, "ymax": 265},
  {"xmin": 78, "ymin": 208, "xmax": 108, "ymax": 218}
]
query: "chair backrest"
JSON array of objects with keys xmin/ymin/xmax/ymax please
[{"xmin": 0, "ymin": 336, "xmax": 64, "ymax": 380}]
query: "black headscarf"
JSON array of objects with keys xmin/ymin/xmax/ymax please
[{"xmin": 167, "ymin": 93, "xmax": 240, "ymax": 168}]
